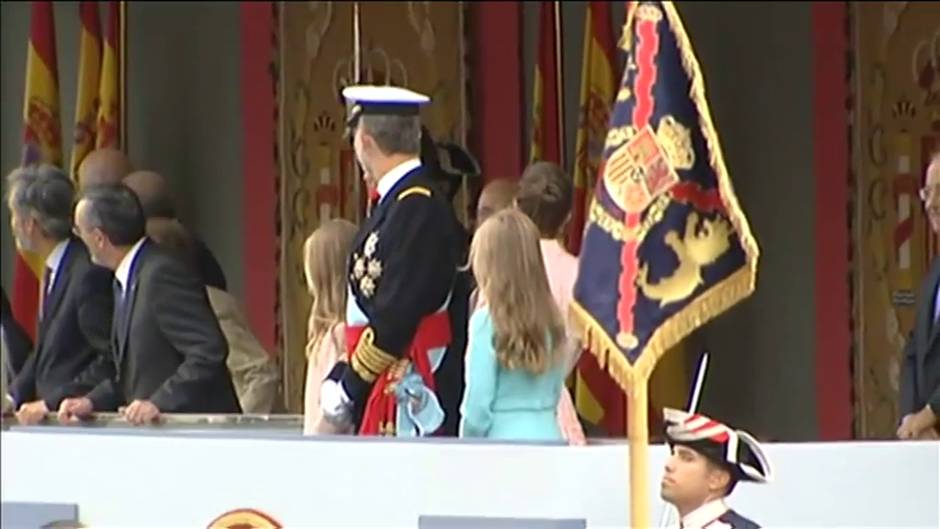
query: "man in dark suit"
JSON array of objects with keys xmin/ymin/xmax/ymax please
[
  {"xmin": 1, "ymin": 285, "xmax": 33, "ymax": 385},
  {"xmin": 122, "ymin": 170, "xmax": 228, "ymax": 291},
  {"xmin": 59, "ymin": 184, "xmax": 239, "ymax": 425},
  {"xmin": 898, "ymin": 152, "xmax": 940, "ymax": 440},
  {"xmin": 4, "ymin": 165, "xmax": 113, "ymax": 425}
]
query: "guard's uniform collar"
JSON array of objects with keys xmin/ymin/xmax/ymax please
[{"xmin": 680, "ymin": 499, "xmax": 729, "ymax": 529}]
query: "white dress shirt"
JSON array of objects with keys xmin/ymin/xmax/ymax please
[
  {"xmin": 376, "ymin": 158, "xmax": 421, "ymax": 203},
  {"xmin": 115, "ymin": 238, "xmax": 147, "ymax": 296},
  {"xmin": 43, "ymin": 239, "xmax": 70, "ymax": 294}
]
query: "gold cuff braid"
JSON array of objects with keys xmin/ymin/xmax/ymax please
[{"xmin": 350, "ymin": 328, "xmax": 397, "ymax": 383}]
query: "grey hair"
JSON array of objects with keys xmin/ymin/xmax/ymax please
[
  {"xmin": 359, "ymin": 114, "xmax": 421, "ymax": 156},
  {"xmin": 78, "ymin": 184, "xmax": 146, "ymax": 246},
  {"xmin": 6, "ymin": 164, "xmax": 75, "ymax": 241}
]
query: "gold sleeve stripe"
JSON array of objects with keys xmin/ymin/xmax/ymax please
[
  {"xmin": 351, "ymin": 354, "xmax": 379, "ymax": 382},
  {"xmin": 350, "ymin": 328, "xmax": 396, "ymax": 382},
  {"xmin": 397, "ymin": 186, "xmax": 431, "ymax": 200}
]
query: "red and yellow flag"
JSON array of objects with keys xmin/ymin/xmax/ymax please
[
  {"xmin": 96, "ymin": 1, "xmax": 121, "ymax": 149},
  {"xmin": 568, "ymin": 1, "xmax": 616, "ymax": 255},
  {"xmin": 22, "ymin": 1, "xmax": 62, "ymax": 167},
  {"xmin": 569, "ymin": 1, "xmax": 623, "ymax": 434},
  {"xmin": 70, "ymin": 1, "xmax": 102, "ymax": 178},
  {"xmin": 529, "ymin": 1, "xmax": 561, "ymax": 164},
  {"xmin": 16, "ymin": 0, "xmax": 62, "ymax": 339}
]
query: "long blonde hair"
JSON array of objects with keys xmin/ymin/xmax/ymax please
[
  {"xmin": 470, "ymin": 208, "xmax": 565, "ymax": 374},
  {"xmin": 303, "ymin": 219, "xmax": 357, "ymax": 361}
]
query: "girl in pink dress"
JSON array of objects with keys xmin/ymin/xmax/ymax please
[{"xmin": 302, "ymin": 219, "xmax": 357, "ymax": 435}]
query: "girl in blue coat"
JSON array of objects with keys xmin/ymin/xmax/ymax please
[{"xmin": 459, "ymin": 209, "xmax": 567, "ymax": 441}]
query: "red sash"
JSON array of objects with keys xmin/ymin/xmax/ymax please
[{"xmin": 346, "ymin": 311, "xmax": 451, "ymax": 435}]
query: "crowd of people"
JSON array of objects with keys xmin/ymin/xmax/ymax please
[
  {"xmin": 1, "ymin": 148, "xmax": 280, "ymax": 423},
  {"xmin": 21, "ymin": 84, "xmax": 940, "ymax": 527}
]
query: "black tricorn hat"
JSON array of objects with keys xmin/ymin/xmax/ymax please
[
  {"xmin": 663, "ymin": 408, "xmax": 773, "ymax": 484},
  {"xmin": 420, "ymin": 126, "xmax": 481, "ymax": 202}
]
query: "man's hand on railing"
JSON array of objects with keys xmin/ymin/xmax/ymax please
[
  {"xmin": 122, "ymin": 400, "xmax": 161, "ymax": 425},
  {"xmin": 57, "ymin": 397, "xmax": 94, "ymax": 424},
  {"xmin": 15, "ymin": 400, "xmax": 48, "ymax": 426}
]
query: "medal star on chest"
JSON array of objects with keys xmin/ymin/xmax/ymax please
[
  {"xmin": 364, "ymin": 232, "xmax": 380, "ymax": 257},
  {"xmin": 353, "ymin": 254, "xmax": 367, "ymax": 280}
]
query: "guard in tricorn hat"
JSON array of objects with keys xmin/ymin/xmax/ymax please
[
  {"xmin": 321, "ymin": 85, "xmax": 467, "ymax": 437},
  {"xmin": 661, "ymin": 408, "xmax": 773, "ymax": 529}
]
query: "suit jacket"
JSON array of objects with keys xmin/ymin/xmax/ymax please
[
  {"xmin": 84, "ymin": 240, "xmax": 240, "ymax": 413},
  {"xmin": 206, "ymin": 286, "xmax": 279, "ymax": 413},
  {"xmin": 0, "ymin": 285, "xmax": 34, "ymax": 382},
  {"xmin": 191, "ymin": 234, "xmax": 227, "ymax": 291},
  {"xmin": 9, "ymin": 240, "xmax": 113, "ymax": 409},
  {"xmin": 900, "ymin": 258, "xmax": 940, "ymax": 417}
]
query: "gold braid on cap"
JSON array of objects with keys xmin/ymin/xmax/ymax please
[{"xmin": 351, "ymin": 328, "xmax": 397, "ymax": 383}]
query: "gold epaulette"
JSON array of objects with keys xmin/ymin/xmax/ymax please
[
  {"xmin": 397, "ymin": 186, "xmax": 431, "ymax": 200},
  {"xmin": 350, "ymin": 328, "xmax": 397, "ymax": 383}
]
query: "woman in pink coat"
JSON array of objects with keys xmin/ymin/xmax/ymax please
[{"xmin": 514, "ymin": 161, "xmax": 587, "ymax": 445}]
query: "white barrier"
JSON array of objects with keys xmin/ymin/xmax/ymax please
[{"xmin": 2, "ymin": 428, "xmax": 938, "ymax": 528}]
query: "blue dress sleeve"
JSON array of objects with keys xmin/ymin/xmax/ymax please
[{"xmin": 459, "ymin": 308, "xmax": 499, "ymax": 438}]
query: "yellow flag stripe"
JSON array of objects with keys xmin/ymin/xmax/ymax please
[
  {"xmin": 23, "ymin": 44, "xmax": 62, "ymax": 166},
  {"xmin": 70, "ymin": 25, "xmax": 102, "ymax": 178}
]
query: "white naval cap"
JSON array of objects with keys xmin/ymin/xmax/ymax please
[{"xmin": 342, "ymin": 85, "xmax": 430, "ymax": 128}]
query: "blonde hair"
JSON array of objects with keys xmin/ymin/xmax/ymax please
[
  {"xmin": 470, "ymin": 208, "xmax": 565, "ymax": 374},
  {"xmin": 303, "ymin": 219, "xmax": 357, "ymax": 361}
]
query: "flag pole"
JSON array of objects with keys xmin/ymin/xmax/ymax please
[
  {"xmin": 119, "ymin": 0, "xmax": 127, "ymax": 152},
  {"xmin": 627, "ymin": 377, "xmax": 651, "ymax": 528},
  {"xmin": 553, "ymin": 1, "xmax": 565, "ymax": 170},
  {"xmin": 353, "ymin": 1, "xmax": 366, "ymax": 220},
  {"xmin": 658, "ymin": 351, "xmax": 710, "ymax": 527}
]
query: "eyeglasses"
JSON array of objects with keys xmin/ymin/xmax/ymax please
[{"xmin": 919, "ymin": 184, "xmax": 940, "ymax": 202}]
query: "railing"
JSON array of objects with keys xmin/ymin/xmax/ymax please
[{"xmin": 1, "ymin": 412, "xmax": 304, "ymax": 430}]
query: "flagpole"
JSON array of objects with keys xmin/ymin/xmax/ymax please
[
  {"xmin": 353, "ymin": 1, "xmax": 366, "ymax": 220},
  {"xmin": 119, "ymin": 0, "xmax": 127, "ymax": 152},
  {"xmin": 628, "ymin": 378, "xmax": 651, "ymax": 528},
  {"xmin": 553, "ymin": 1, "xmax": 565, "ymax": 170},
  {"xmin": 658, "ymin": 351, "xmax": 710, "ymax": 528}
]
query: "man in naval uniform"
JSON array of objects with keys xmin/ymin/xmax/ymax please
[
  {"xmin": 660, "ymin": 408, "xmax": 773, "ymax": 529},
  {"xmin": 320, "ymin": 85, "xmax": 465, "ymax": 436}
]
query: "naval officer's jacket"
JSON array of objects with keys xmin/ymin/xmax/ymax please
[{"xmin": 328, "ymin": 158, "xmax": 465, "ymax": 436}]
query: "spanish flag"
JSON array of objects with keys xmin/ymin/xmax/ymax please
[
  {"xmin": 70, "ymin": 1, "xmax": 102, "ymax": 178},
  {"xmin": 96, "ymin": 1, "xmax": 121, "ymax": 149},
  {"xmin": 16, "ymin": 0, "xmax": 62, "ymax": 339},
  {"xmin": 571, "ymin": 1, "xmax": 758, "ymax": 404},
  {"xmin": 568, "ymin": 1, "xmax": 624, "ymax": 435},
  {"xmin": 528, "ymin": 1, "xmax": 561, "ymax": 164}
]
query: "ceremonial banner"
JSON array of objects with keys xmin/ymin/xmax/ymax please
[
  {"xmin": 571, "ymin": 3, "xmax": 758, "ymax": 521},
  {"xmin": 852, "ymin": 2, "xmax": 940, "ymax": 438},
  {"xmin": 572, "ymin": 0, "xmax": 758, "ymax": 408},
  {"xmin": 96, "ymin": 1, "xmax": 121, "ymax": 149},
  {"xmin": 70, "ymin": 1, "xmax": 102, "ymax": 178},
  {"xmin": 529, "ymin": 1, "xmax": 561, "ymax": 165},
  {"xmin": 16, "ymin": 0, "xmax": 62, "ymax": 340}
]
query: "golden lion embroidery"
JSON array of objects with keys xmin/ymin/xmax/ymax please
[{"xmin": 637, "ymin": 211, "xmax": 732, "ymax": 307}]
